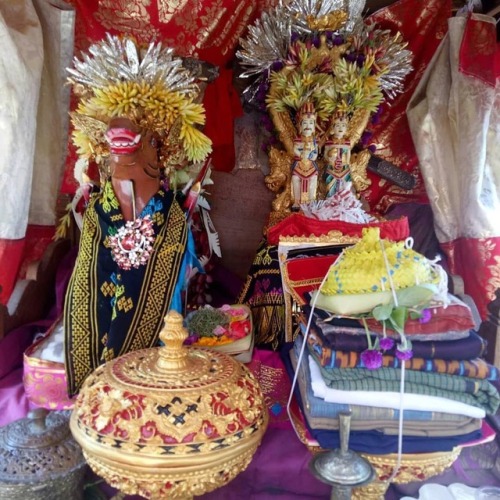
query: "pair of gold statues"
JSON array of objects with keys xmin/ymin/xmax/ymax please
[
  {"xmin": 291, "ymin": 103, "xmax": 352, "ymax": 210},
  {"xmin": 266, "ymin": 101, "xmax": 371, "ymax": 225}
]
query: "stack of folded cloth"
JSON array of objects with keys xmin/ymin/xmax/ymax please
[{"xmin": 285, "ymin": 228, "xmax": 500, "ymax": 454}]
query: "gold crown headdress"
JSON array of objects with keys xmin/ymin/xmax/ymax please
[{"xmin": 67, "ymin": 34, "xmax": 212, "ymax": 167}]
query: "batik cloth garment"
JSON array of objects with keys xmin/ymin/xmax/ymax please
[
  {"xmin": 238, "ymin": 241, "xmax": 287, "ymax": 350},
  {"xmin": 291, "ymin": 335, "xmax": 486, "ymax": 419},
  {"xmin": 301, "ymin": 309, "xmax": 486, "ymax": 360},
  {"xmin": 281, "ymin": 344, "xmax": 483, "ymax": 454},
  {"xmin": 64, "ymin": 181, "xmax": 188, "ymax": 396},
  {"xmin": 407, "ymin": 13, "xmax": 500, "ymax": 319},
  {"xmin": 306, "ymin": 325, "xmax": 497, "ymax": 380}
]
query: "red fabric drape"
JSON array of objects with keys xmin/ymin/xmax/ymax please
[
  {"xmin": 0, "ymin": 226, "xmax": 55, "ymax": 305},
  {"xmin": 440, "ymin": 15, "xmax": 500, "ymax": 319},
  {"xmin": 441, "ymin": 238, "xmax": 500, "ymax": 319},
  {"xmin": 364, "ymin": 0, "xmax": 452, "ymax": 213},
  {"xmin": 459, "ymin": 13, "xmax": 499, "ymax": 87},
  {"xmin": 0, "ymin": 239, "xmax": 25, "ymax": 305}
]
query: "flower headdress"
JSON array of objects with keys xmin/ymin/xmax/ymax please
[
  {"xmin": 237, "ymin": 0, "xmax": 412, "ymax": 127},
  {"xmin": 67, "ymin": 34, "xmax": 212, "ymax": 169}
]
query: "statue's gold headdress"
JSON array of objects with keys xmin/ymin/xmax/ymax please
[
  {"xmin": 67, "ymin": 34, "xmax": 212, "ymax": 167},
  {"xmin": 237, "ymin": 0, "xmax": 412, "ymax": 119}
]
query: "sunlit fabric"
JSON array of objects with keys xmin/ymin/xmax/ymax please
[{"xmin": 407, "ymin": 13, "xmax": 500, "ymax": 319}]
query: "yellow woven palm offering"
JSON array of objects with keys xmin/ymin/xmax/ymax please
[{"xmin": 314, "ymin": 227, "xmax": 441, "ymax": 315}]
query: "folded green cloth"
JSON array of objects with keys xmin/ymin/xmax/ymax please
[{"xmin": 313, "ymin": 351, "xmax": 500, "ymax": 415}]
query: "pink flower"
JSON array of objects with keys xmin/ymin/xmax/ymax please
[
  {"xmin": 360, "ymin": 349, "xmax": 383, "ymax": 370},
  {"xmin": 379, "ymin": 337, "xmax": 394, "ymax": 351},
  {"xmin": 212, "ymin": 325, "xmax": 227, "ymax": 337},
  {"xmin": 229, "ymin": 320, "xmax": 250, "ymax": 340}
]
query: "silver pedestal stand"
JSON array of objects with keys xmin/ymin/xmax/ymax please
[{"xmin": 309, "ymin": 411, "xmax": 375, "ymax": 500}]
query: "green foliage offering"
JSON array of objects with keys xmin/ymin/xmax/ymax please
[
  {"xmin": 371, "ymin": 284, "xmax": 436, "ymax": 335},
  {"xmin": 185, "ymin": 308, "xmax": 229, "ymax": 337}
]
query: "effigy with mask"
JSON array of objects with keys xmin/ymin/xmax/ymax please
[{"xmin": 63, "ymin": 35, "xmax": 212, "ymax": 397}]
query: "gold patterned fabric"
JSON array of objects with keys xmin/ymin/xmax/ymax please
[
  {"xmin": 64, "ymin": 182, "xmax": 187, "ymax": 396},
  {"xmin": 237, "ymin": 242, "xmax": 288, "ymax": 350},
  {"xmin": 362, "ymin": 0, "xmax": 452, "ymax": 212}
]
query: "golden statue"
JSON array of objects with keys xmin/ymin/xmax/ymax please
[
  {"xmin": 291, "ymin": 102, "xmax": 319, "ymax": 210},
  {"xmin": 324, "ymin": 112, "xmax": 352, "ymax": 197}
]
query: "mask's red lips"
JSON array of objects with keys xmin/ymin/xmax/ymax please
[{"xmin": 105, "ymin": 127, "xmax": 141, "ymax": 155}]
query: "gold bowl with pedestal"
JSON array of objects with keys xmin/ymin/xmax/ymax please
[{"xmin": 69, "ymin": 310, "xmax": 268, "ymax": 499}]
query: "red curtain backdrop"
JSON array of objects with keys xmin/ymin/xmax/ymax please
[
  {"xmin": 0, "ymin": 0, "xmax": 457, "ymax": 306},
  {"xmin": 1, "ymin": 0, "xmax": 274, "ymax": 305}
]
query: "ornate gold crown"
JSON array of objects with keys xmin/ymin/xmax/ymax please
[{"xmin": 67, "ymin": 34, "xmax": 212, "ymax": 168}]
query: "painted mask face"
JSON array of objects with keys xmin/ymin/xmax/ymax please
[
  {"xmin": 300, "ymin": 115, "xmax": 316, "ymax": 138},
  {"xmin": 331, "ymin": 117, "xmax": 348, "ymax": 139},
  {"xmin": 105, "ymin": 117, "xmax": 142, "ymax": 156},
  {"xmin": 106, "ymin": 117, "xmax": 161, "ymax": 170}
]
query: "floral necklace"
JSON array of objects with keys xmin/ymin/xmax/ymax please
[{"xmin": 106, "ymin": 181, "xmax": 157, "ymax": 271}]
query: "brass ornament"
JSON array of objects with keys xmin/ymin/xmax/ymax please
[
  {"xmin": 305, "ymin": 10, "xmax": 348, "ymax": 32},
  {"xmin": 237, "ymin": 2, "xmax": 413, "ymax": 221},
  {"xmin": 263, "ymin": 47, "xmax": 375, "ymax": 222},
  {"xmin": 278, "ymin": 231, "xmax": 358, "ymax": 245},
  {"xmin": 352, "ymin": 448, "xmax": 462, "ymax": 499},
  {"xmin": 70, "ymin": 310, "xmax": 268, "ymax": 499},
  {"xmin": 350, "ymin": 149, "xmax": 372, "ymax": 193},
  {"xmin": 0, "ymin": 410, "xmax": 86, "ymax": 500}
]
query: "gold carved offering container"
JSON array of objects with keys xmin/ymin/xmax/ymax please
[{"xmin": 70, "ymin": 311, "xmax": 268, "ymax": 499}]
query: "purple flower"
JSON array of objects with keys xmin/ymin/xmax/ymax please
[
  {"xmin": 360, "ymin": 130, "xmax": 373, "ymax": 147},
  {"xmin": 345, "ymin": 52, "xmax": 357, "ymax": 62},
  {"xmin": 371, "ymin": 107, "xmax": 382, "ymax": 125},
  {"xmin": 312, "ymin": 35, "xmax": 320, "ymax": 47},
  {"xmin": 368, "ymin": 144, "xmax": 377, "ymax": 153},
  {"xmin": 395, "ymin": 347, "xmax": 413, "ymax": 361},
  {"xmin": 379, "ymin": 337, "xmax": 395, "ymax": 351},
  {"xmin": 271, "ymin": 61, "xmax": 284, "ymax": 72},
  {"xmin": 332, "ymin": 35, "xmax": 344, "ymax": 46},
  {"xmin": 361, "ymin": 349, "xmax": 383, "ymax": 370},
  {"xmin": 184, "ymin": 334, "xmax": 199, "ymax": 346},
  {"xmin": 291, "ymin": 32, "xmax": 300, "ymax": 43},
  {"xmin": 419, "ymin": 309, "xmax": 432, "ymax": 324}
]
